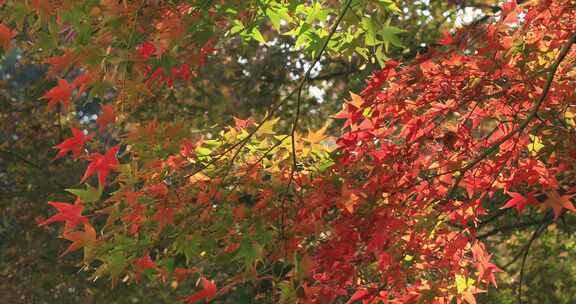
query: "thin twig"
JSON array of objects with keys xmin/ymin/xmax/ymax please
[
  {"xmin": 477, "ymin": 219, "xmax": 543, "ymax": 240},
  {"xmin": 280, "ymin": 0, "xmax": 354, "ymax": 259},
  {"xmin": 0, "ymin": 148, "xmax": 66, "ymax": 188},
  {"xmin": 501, "ymin": 213, "xmax": 552, "ymax": 271},
  {"xmin": 290, "ymin": 0, "xmax": 354, "ymax": 171},
  {"xmin": 516, "ymin": 212, "xmax": 553, "ymax": 304}
]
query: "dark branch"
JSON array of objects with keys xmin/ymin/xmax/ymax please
[{"xmin": 441, "ymin": 32, "xmax": 576, "ymax": 204}]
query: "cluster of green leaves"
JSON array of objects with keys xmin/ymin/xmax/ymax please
[{"xmin": 229, "ymin": 0, "xmax": 404, "ymax": 67}]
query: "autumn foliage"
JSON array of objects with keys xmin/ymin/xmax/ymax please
[{"xmin": 1, "ymin": 0, "xmax": 575, "ymax": 303}]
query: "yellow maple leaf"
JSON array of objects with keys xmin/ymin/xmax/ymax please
[
  {"xmin": 528, "ymin": 134, "xmax": 544, "ymax": 155},
  {"xmin": 306, "ymin": 121, "xmax": 330, "ymax": 144},
  {"xmin": 349, "ymin": 92, "xmax": 364, "ymax": 108}
]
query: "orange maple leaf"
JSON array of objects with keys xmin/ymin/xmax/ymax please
[
  {"xmin": 471, "ymin": 242, "xmax": 502, "ymax": 287},
  {"xmin": 233, "ymin": 116, "xmax": 255, "ymax": 130},
  {"xmin": 72, "ymin": 69, "xmax": 97, "ymax": 97},
  {"xmin": 44, "ymin": 50, "xmax": 79, "ymax": 78},
  {"xmin": 60, "ymin": 222, "xmax": 97, "ymax": 256},
  {"xmin": 541, "ymin": 190, "xmax": 576, "ymax": 220}
]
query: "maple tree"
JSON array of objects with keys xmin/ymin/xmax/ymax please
[{"xmin": 1, "ymin": 0, "xmax": 576, "ymax": 303}]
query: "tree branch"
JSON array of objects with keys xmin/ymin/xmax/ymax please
[
  {"xmin": 441, "ymin": 32, "xmax": 576, "ymax": 203},
  {"xmin": 0, "ymin": 148, "xmax": 65, "ymax": 188},
  {"xmin": 477, "ymin": 219, "xmax": 543, "ymax": 240}
]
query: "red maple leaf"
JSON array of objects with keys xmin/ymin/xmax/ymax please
[
  {"xmin": 134, "ymin": 253, "xmax": 156, "ymax": 282},
  {"xmin": 139, "ymin": 41, "xmax": 157, "ymax": 59},
  {"xmin": 438, "ymin": 31, "xmax": 454, "ymax": 46},
  {"xmin": 53, "ymin": 128, "xmax": 92, "ymax": 160},
  {"xmin": 172, "ymin": 63, "xmax": 192, "ymax": 81},
  {"xmin": 501, "ymin": 0, "xmax": 519, "ymax": 24},
  {"xmin": 180, "ymin": 139, "xmax": 195, "ymax": 158},
  {"xmin": 81, "ymin": 145, "xmax": 120, "ymax": 186},
  {"xmin": 38, "ymin": 197, "xmax": 88, "ymax": 231},
  {"xmin": 96, "ymin": 104, "xmax": 116, "ymax": 132},
  {"xmin": 60, "ymin": 222, "xmax": 97, "ymax": 256},
  {"xmin": 40, "ymin": 78, "xmax": 73, "ymax": 112},
  {"xmin": 183, "ymin": 277, "xmax": 217, "ymax": 304},
  {"xmin": 346, "ymin": 288, "xmax": 369, "ymax": 304},
  {"xmin": 0, "ymin": 23, "xmax": 16, "ymax": 51},
  {"xmin": 500, "ymin": 191, "xmax": 538, "ymax": 214},
  {"xmin": 153, "ymin": 205, "xmax": 174, "ymax": 231}
]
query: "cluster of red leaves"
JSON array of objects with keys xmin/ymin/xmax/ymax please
[
  {"xmin": 301, "ymin": 1, "xmax": 576, "ymax": 302},
  {"xmin": 138, "ymin": 37, "xmax": 216, "ymax": 88},
  {"xmin": 39, "ymin": 66, "xmax": 101, "ymax": 112},
  {"xmin": 52, "ymin": 128, "xmax": 119, "ymax": 187},
  {"xmin": 138, "ymin": 42, "xmax": 193, "ymax": 87}
]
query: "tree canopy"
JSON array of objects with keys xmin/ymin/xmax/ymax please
[{"xmin": 1, "ymin": 0, "xmax": 576, "ymax": 303}]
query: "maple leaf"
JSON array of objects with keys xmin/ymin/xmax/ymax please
[
  {"xmin": 306, "ymin": 121, "xmax": 330, "ymax": 144},
  {"xmin": 44, "ymin": 50, "xmax": 79, "ymax": 78},
  {"xmin": 0, "ymin": 23, "xmax": 16, "ymax": 51},
  {"xmin": 39, "ymin": 78, "xmax": 73, "ymax": 112},
  {"xmin": 501, "ymin": 0, "xmax": 519, "ymax": 24},
  {"xmin": 331, "ymin": 93, "xmax": 365, "ymax": 128},
  {"xmin": 31, "ymin": 0, "xmax": 53, "ymax": 15},
  {"xmin": 471, "ymin": 242, "xmax": 502, "ymax": 287},
  {"xmin": 81, "ymin": 145, "xmax": 120, "ymax": 186},
  {"xmin": 180, "ymin": 139, "xmax": 195, "ymax": 158},
  {"xmin": 500, "ymin": 191, "xmax": 537, "ymax": 214},
  {"xmin": 438, "ymin": 31, "xmax": 454, "ymax": 46},
  {"xmin": 72, "ymin": 69, "xmax": 97, "ymax": 97},
  {"xmin": 60, "ymin": 222, "xmax": 97, "ymax": 256},
  {"xmin": 172, "ymin": 63, "xmax": 192, "ymax": 81},
  {"xmin": 540, "ymin": 190, "xmax": 576, "ymax": 220},
  {"xmin": 38, "ymin": 197, "xmax": 88, "ymax": 231},
  {"xmin": 346, "ymin": 288, "xmax": 368, "ymax": 304},
  {"xmin": 96, "ymin": 104, "xmax": 116, "ymax": 132},
  {"xmin": 233, "ymin": 116, "xmax": 255, "ymax": 130},
  {"xmin": 53, "ymin": 128, "xmax": 92, "ymax": 160},
  {"xmin": 461, "ymin": 286, "xmax": 485, "ymax": 304},
  {"xmin": 134, "ymin": 253, "xmax": 156, "ymax": 282},
  {"xmin": 183, "ymin": 277, "xmax": 217, "ymax": 303},
  {"xmin": 152, "ymin": 205, "xmax": 174, "ymax": 231},
  {"xmin": 139, "ymin": 41, "xmax": 157, "ymax": 59}
]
